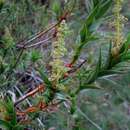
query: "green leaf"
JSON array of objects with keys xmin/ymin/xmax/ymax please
[
  {"xmin": 120, "ymin": 52, "xmax": 130, "ymax": 61},
  {"xmin": 95, "ymin": 0, "xmax": 112, "ymax": 19},
  {"xmin": 72, "ymin": 0, "xmax": 112, "ymax": 64},
  {"xmin": 80, "ymin": 24, "xmax": 89, "ymax": 43},
  {"xmin": 93, "ymin": 0, "xmax": 100, "ymax": 7},
  {"xmin": 120, "ymin": 33, "xmax": 130, "ymax": 54},
  {"xmin": 38, "ymin": 67, "xmax": 52, "ymax": 88},
  {"xmin": 55, "ymin": 93, "xmax": 68, "ymax": 101},
  {"xmin": 0, "ymin": 98, "xmax": 17, "ymax": 126},
  {"xmin": 103, "ymin": 43, "xmax": 112, "ymax": 70},
  {"xmin": 85, "ymin": 5, "xmax": 99, "ymax": 28},
  {"xmin": 86, "ymin": 49, "xmax": 102, "ymax": 84},
  {"xmin": 80, "ymin": 83, "xmax": 102, "ymax": 90},
  {"xmin": 12, "ymin": 124, "xmax": 24, "ymax": 130},
  {"xmin": 51, "ymin": 0, "xmax": 61, "ymax": 18},
  {"xmin": 0, "ymin": 120, "xmax": 12, "ymax": 130},
  {"xmin": 29, "ymin": 49, "xmax": 42, "ymax": 63},
  {"xmin": 4, "ymin": 98, "xmax": 17, "ymax": 126},
  {"xmin": 72, "ymin": 35, "xmax": 97, "ymax": 64}
]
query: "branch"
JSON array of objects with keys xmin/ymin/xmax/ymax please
[
  {"xmin": 14, "ymin": 84, "xmax": 45, "ymax": 106},
  {"xmin": 16, "ymin": 100, "xmax": 63, "ymax": 116},
  {"xmin": 22, "ymin": 36, "xmax": 52, "ymax": 49},
  {"xmin": 68, "ymin": 59, "xmax": 87, "ymax": 74},
  {"xmin": 14, "ymin": 85, "xmax": 45, "ymax": 127},
  {"xmin": 16, "ymin": 23, "xmax": 58, "ymax": 48},
  {"xmin": 16, "ymin": 9, "xmax": 73, "ymax": 49}
]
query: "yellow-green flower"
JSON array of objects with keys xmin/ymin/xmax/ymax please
[
  {"xmin": 111, "ymin": 0, "xmax": 127, "ymax": 56},
  {"xmin": 50, "ymin": 20, "xmax": 70, "ymax": 89}
]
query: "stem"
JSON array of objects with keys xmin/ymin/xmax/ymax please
[
  {"xmin": 14, "ymin": 85, "xmax": 45, "ymax": 128},
  {"xmin": 16, "ymin": 22, "xmax": 59, "ymax": 48},
  {"xmin": 14, "ymin": 84, "xmax": 45, "ymax": 106},
  {"xmin": 23, "ymin": 36, "xmax": 52, "ymax": 49}
]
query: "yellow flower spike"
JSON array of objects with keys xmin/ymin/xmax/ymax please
[
  {"xmin": 112, "ymin": 0, "xmax": 127, "ymax": 56},
  {"xmin": 50, "ymin": 20, "xmax": 70, "ymax": 89}
]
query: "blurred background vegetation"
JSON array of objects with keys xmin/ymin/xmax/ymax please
[{"xmin": 0, "ymin": 0, "xmax": 130, "ymax": 130}]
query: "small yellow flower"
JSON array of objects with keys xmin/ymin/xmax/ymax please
[
  {"xmin": 50, "ymin": 20, "xmax": 70, "ymax": 89},
  {"xmin": 111, "ymin": 0, "xmax": 127, "ymax": 56}
]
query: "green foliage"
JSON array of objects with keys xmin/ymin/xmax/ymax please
[
  {"xmin": 38, "ymin": 67, "xmax": 52, "ymax": 89},
  {"xmin": 0, "ymin": 99, "xmax": 24, "ymax": 130},
  {"xmin": 72, "ymin": 0, "xmax": 112, "ymax": 64},
  {"xmin": 51, "ymin": 0, "xmax": 61, "ymax": 18},
  {"xmin": 29, "ymin": 49, "xmax": 42, "ymax": 63}
]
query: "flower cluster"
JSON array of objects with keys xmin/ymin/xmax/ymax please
[
  {"xmin": 111, "ymin": 0, "xmax": 127, "ymax": 56},
  {"xmin": 50, "ymin": 20, "xmax": 70, "ymax": 89}
]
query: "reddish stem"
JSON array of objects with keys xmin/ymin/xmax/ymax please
[{"xmin": 14, "ymin": 84, "xmax": 45, "ymax": 106}]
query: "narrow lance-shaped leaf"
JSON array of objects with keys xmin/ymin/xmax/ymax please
[
  {"xmin": 102, "ymin": 42, "xmax": 112, "ymax": 70},
  {"xmin": 95, "ymin": 0, "xmax": 112, "ymax": 19},
  {"xmin": 120, "ymin": 33, "xmax": 130, "ymax": 54},
  {"xmin": 38, "ymin": 67, "xmax": 52, "ymax": 88},
  {"xmin": 71, "ymin": 0, "xmax": 112, "ymax": 64},
  {"xmin": 86, "ymin": 49, "xmax": 102, "ymax": 84},
  {"xmin": 0, "ymin": 120, "xmax": 12, "ymax": 130}
]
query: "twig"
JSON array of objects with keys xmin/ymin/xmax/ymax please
[
  {"xmin": 16, "ymin": 100, "xmax": 63, "ymax": 117},
  {"xmin": 14, "ymin": 86, "xmax": 32, "ymax": 106},
  {"xmin": 14, "ymin": 86, "xmax": 45, "ymax": 127},
  {"xmin": 16, "ymin": 22, "xmax": 59, "ymax": 48},
  {"xmin": 67, "ymin": 59, "xmax": 87, "ymax": 74},
  {"xmin": 23, "ymin": 36, "xmax": 52, "ymax": 49},
  {"xmin": 14, "ymin": 84, "xmax": 45, "ymax": 106},
  {"xmin": 16, "ymin": 8, "xmax": 73, "ymax": 49}
]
